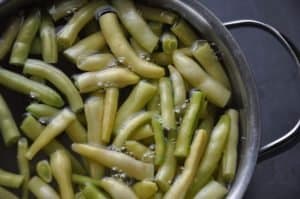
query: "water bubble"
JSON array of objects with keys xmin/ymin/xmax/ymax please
[
  {"xmin": 29, "ymin": 92, "xmax": 38, "ymax": 99},
  {"xmin": 149, "ymin": 144, "xmax": 155, "ymax": 150},
  {"xmin": 117, "ymin": 57, "xmax": 126, "ymax": 63},
  {"xmin": 97, "ymin": 82, "xmax": 104, "ymax": 87}
]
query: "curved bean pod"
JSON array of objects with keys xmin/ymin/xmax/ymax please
[
  {"xmin": 171, "ymin": 18, "xmax": 198, "ymax": 46},
  {"xmin": 82, "ymin": 184, "xmax": 109, "ymax": 199},
  {"xmin": 193, "ymin": 180, "xmax": 228, "ymax": 199},
  {"xmin": 168, "ymin": 65, "xmax": 186, "ymax": 109},
  {"xmin": 125, "ymin": 141, "xmax": 154, "ymax": 163},
  {"xmin": 129, "ymin": 124, "xmax": 154, "ymax": 140},
  {"xmin": 77, "ymin": 53, "xmax": 116, "ymax": 71},
  {"xmin": 132, "ymin": 180, "xmax": 158, "ymax": 199},
  {"xmin": 28, "ymin": 176, "xmax": 60, "ymax": 199},
  {"xmin": 17, "ymin": 138, "xmax": 30, "ymax": 199},
  {"xmin": 0, "ymin": 169, "xmax": 24, "ymax": 188}
]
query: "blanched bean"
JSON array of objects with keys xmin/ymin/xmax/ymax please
[{"xmin": 28, "ymin": 176, "xmax": 60, "ymax": 199}]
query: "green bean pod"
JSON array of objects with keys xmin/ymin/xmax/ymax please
[
  {"xmin": 133, "ymin": 180, "xmax": 158, "ymax": 199},
  {"xmin": 113, "ymin": 112, "xmax": 152, "ymax": 148},
  {"xmin": 0, "ymin": 186, "xmax": 19, "ymax": 199},
  {"xmin": 173, "ymin": 50, "xmax": 231, "ymax": 107},
  {"xmin": 171, "ymin": 18, "xmax": 198, "ymax": 46},
  {"xmin": 100, "ymin": 177, "xmax": 138, "ymax": 199},
  {"xmin": 24, "ymin": 59, "xmax": 83, "ymax": 112},
  {"xmin": 36, "ymin": 160, "xmax": 52, "ymax": 183},
  {"xmin": 198, "ymin": 105, "xmax": 216, "ymax": 133},
  {"xmin": 28, "ymin": 176, "xmax": 60, "ymax": 199},
  {"xmin": 175, "ymin": 91, "xmax": 204, "ymax": 157},
  {"xmin": 0, "ymin": 168, "xmax": 24, "ymax": 188},
  {"xmin": 161, "ymin": 32, "xmax": 178, "ymax": 54},
  {"xmin": 48, "ymin": 0, "xmax": 88, "ymax": 21},
  {"xmin": 20, "ymin": 115, "xmax": 86, "ymax": 174},
  {"xmin": 64, "ymin": 32, "xmax": 106, "ymax": 63},
  {"xmin": 75, "ymin": 67, "xmax": 140, "ymax": 93},
  {"xmin": 17, "ymin": 138, "xmax": 30, "ymax": 199},
  {"xmin": 112, "ymin": 0, "xmax": 159, "ymax": 52},
  {"xmin": 155, "ymin": 138, "xmax": 177, "ymax": 192},
  {"xmin": 114, "ymin": 81, "xmax": 157, "ymax": 131},
  {"xmin": 72, "ymin": 143, "xmax": 154, "ymax": 180},
  {"xmin": 192, "ymin": 41, "xmax": 231, "ymax": 89},
  {"xmin": 193, "ymin": 180, "xmax": 228, "ymax": 199},
  {"xmin": 152, "ymin": 116, "xmax": 166, "ymax": 165},
  {"xmin": 102, "ymin": 88, "xmax": 119, "ymax": 143},
  {"xmin": 125, "ymin": 141, "xmax": 154, "ymax": 163},
  {"xmin": 26, "ymin": 109, "xmax": 76, "ymax": 160},
  {"xmin": 129, "ymin": 124, "xmax": 154, "ymax": 140},
  {"xmin": 99, "ymin": 12, "xmax": 165, "ymax": 78},
  {"xmin": 30, "ymin": 37, "xmax": 41, "ymax": 55},
  {"xmin": 84, "ymin": 93, "xmax": 105, "ymax": 178},
  {"xmin": 57, "ymin": 1, "xmax": 107, "ymax": 48},
  {"xmin": 51, "ymin": 150, "xmax": 74, "ymax": 199},
  {"xmin": 0, "ymin": 67, "xmax": 64, "ymax": 107},
  {"xmin": 0, "ymin": 17, "xmax": 22, "ymax": 60},
  {"xmin": 151, "ymin": 52, "xmax": 173, "ymax": 66},
  {"xmin": 72, "ymin": 174, "xmax": 102, "ymax": 187},
  {"xmin": 10, "ymin": 9, "xmax": 41, "ymax": 66},
  {"xmin": 222, "ymin": 109, "xmax": 239, "ymax": 182},
  {"xmin": 168, "ymin": 65, "xmax": 186, "ymax": 109},
  {"xmin": 130, "ymin": 38, "xmax": 151, "ymax": 60},
  {"xmin": 0, "ymin": 94, "xmax": 20, "ymax": 146},
  {"xmin": 77, "ymin": 53, "xmax": 116, "ymax": 71},
  {"xmin": 164, "ymin": 130, "xmax": 208, "ymax": 199},
  {"xmin": 187, "ymin": 114, "xmax": 230, "ymax": 198},
  {"xmin": 159, "ymin": 77, "xmax": 176, "ymax": 130},
  {"xmin": 148, "ymin": 21, "xmax": 164, "ymax": 37},
  {"xmin": 82, "ymin": 184, "xmax": 109, "ymax": 199}
]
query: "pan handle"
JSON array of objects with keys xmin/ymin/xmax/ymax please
[{"xmin": 224, "ymin": 19, "xmax": 300, "ymax": 162}]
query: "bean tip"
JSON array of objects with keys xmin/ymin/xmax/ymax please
[{"xmin": 94, "ymin": 5, "xmax": 117, "ymax": 20}]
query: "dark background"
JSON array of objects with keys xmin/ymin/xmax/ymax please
[{"xmin": 199, "ymin": 0, "xmax": 300, "ymax": 198}]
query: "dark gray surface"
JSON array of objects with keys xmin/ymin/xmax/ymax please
[{"xmin": 199, "ymin": 0, "xmax": 300, "ymax": 198}]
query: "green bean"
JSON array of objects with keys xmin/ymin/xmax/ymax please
[
  {"xmin": 0, "ymin": 94, "xmax": 20, "ymax": 146},
  {"xmin": 102, "ymin": 88, "xmax": 119, "ymax": 143},
  {"xmin": 152, "ymin": 116, "xmax": 166, "ymax": 165},
  {"xmin": 159, "ymin": 77, "xmax": 176, "ymax": 130},
  {"xmin": 57, "ymin": 1, "xmax": 107, "ymax": 48},
  {"xmin": 26, "ymin": 103, "xmax": 59, "ymax": 120},
  {"xmin": 133, "ymin": 180, "xmax": 158, "ymax": 199},
  {"xmin": 99, "ymin": 12, "xmax": 165, "ymax": 78},
  {"xmin": 161, "ymin": 32, "xmax": 178, "ymax": 54},
  {"xmin": 24, "ymin": 59, "xmax": 83, "ymax": 112},
  {"xmin": 0, "ymin": 67, "xmax": 64, "ymax": 107},
  {"xmin": 192, "ymin": 41, "xmax": 231, "ymax": 89},
  {"xmin": 72, "ymin": 143, "xmax": 154, "ymax": 180},
  {"xmin": 72, "ymin": 174, "xmax": 102, "ymax": 187},
  {"xmin": 173, "ymin": 50, "xmax": 231, "ymax": 107},
  {"xmin": 198, "ymin": 99, "xmax": 208, "ymax": 119},
  {"xmin": 153, "ymin": 192, "xmax": 163, "ymax": 199},
  {"xmin": 10, "ymin": 9, "xmax": 41, "ymax": 66},
  {"xmin": 20, "ymin": 115, "xmax": 86, "ymax": 174},
  {"xmin": 130, "ymin": 38, "xmax": 151, "ymax": 60},
  {"xmin": 30, "ymin": 37, "xmax": 41, "ymax": 55},
  {"xmin": 75, "ymin": 192, "xmax": 86, "ymax": 199},
  {"xmin": 17, "ymin": 138, "xmax": 30, "ymax": 199},
  {"xmin": 151, "ymin": 52, "xmax": 173, "ymax": 66},
  {"xmin": 40, "ymin": 14, "xmax": 58, "ymax": 63},
  {"xmin": 137, "ymin": 4, "xmax": 177, "ymax": 25},
  {"xmin": 171, "ymin": 18, "xmax": 198, "ymax": 46},
  {"xmin": 113, "ymin": 112, "xmax": 152, "ymax": 148},
  {"xmin": 114, "ymin": 81, "xmax": 157, "ymax": 131},
  {"xmin": 100, "ymin": 177, "xmax": 138, "ymax": 199},
  {"xmin": 26, "ymin": 109, "xmax": 76, "ymax": 160},
  {"xmin": 48, "ymin": 0, "xmax": 88, "ymax": 21},
  {"xmin": 125, "ymin": 140, "xmax": 154, "ymax": 163},
  {"xmin": 82, "ymin": 184, "xmax": 109, "ymax": 199},
  {"xmin": 77, "ymin": 53, "xmax": 116, "ymax": 71},
  {"xmin": 74, "ymin": 67, "xmax": 140, "ymax": 93},
  {"xmin": 51, "ymin": 150, "xmax": 75, "ymax": 199},
  {"xmin": 198, "ymin": 106, "xmax": 216, "ymax": 133},
  {"xmin": 175, "ymin": 91, "xmax": 204, "ymax": 157},
  {"xmin": 0, "ymin": 186, "xmax": 19, "ymax": 199},
  {"xmin": 193, "ymin": 180, "xmax": 228, "ymax": 199},
  {"xmin": 0, "ymin": 17, "xmax": 22, "ymax": 60},
  {"xmin": 155, "ymin": 137, "xmax": 177, "ymax": 192},
  {"xmin": 222, "ymin": 109, "xmax": 239, "ymax": 182},
  {"xmin": 36, "ymin": 160, "xmax": 52, "ymax": 183},
  {"xmin": 0, "ymin": 168, "xmax": 24, "ymax": 188},
  {"xmin": 164, "ymin": 130, "xmax": 208, "ymax": 199},
  {"xmin": 187, "ymin": 114, "xmax": 230, "ymax": 198},
  {"xmin": 168, "ymin": 65, "xmax": 186, "ymax": 109},
  {"xmin": 64, "ymin": 32, "xmax": 106, "ymax": 63},
  {"xmin": 148, "ymin": 21, "xmax": 163, "ymax": 36},
  {"xmin": 129, "ymin": 124, "xmax": 154, "ymax": 140},
  {"xmin": 84, "ymin": 92, "xmax": 105, "ymax": 178},
  {"xmin": 112, "ymin": 0, "xmax": 159, "ymax": 52},
  {"xmin": 28, "ymin": 176, "xmax": 60, "ymax": 199}
]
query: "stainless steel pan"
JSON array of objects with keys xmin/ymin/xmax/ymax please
[{"xmin": 0, "ymin": 0, "xmax": 299, "ymax": 198}]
